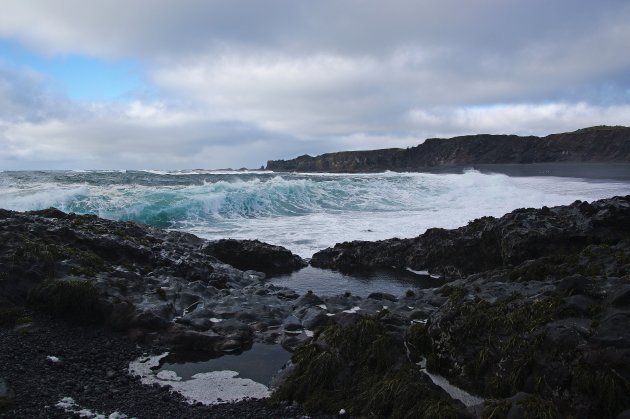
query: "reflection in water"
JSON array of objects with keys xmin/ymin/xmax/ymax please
[
  {"xmin": 158, "ymin": 343, "xmax": 291, "ymax": 385},
  {"xmin": 269, "ymin": 266, "xmax": 445, "ymax": 298}
]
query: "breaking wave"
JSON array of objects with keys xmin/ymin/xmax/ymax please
[{"xmin": 1, "ymin": 169, "xmax": 628, "ymax": 256}]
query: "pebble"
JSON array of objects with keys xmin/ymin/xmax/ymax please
[{"xmin": 0, "ymin": 311, "xmax": 327, "ymax": 419}]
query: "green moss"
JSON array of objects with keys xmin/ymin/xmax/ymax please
[
  {"xmin": 508, "ymin": 253, "xmax": 588, "ymax": 282},
  {"xmin": 517, "ymin": 395, "xmax": 560, "ymax": 419},
  {"xmin": 112, "ymin": 227, "xmax": 150, "ymax": 246},
  {"xmin": 440, "ymin": 285, "xmax": 466, "ymax": 302},
  {"xmin": 272, "ymin": 316, "xmax": 460, "ymax": 417},
  {"xmin": 465, "ymin": 347, "xmax": 491, "ymax": 378},
  {"xmin": 406, "ymin": 323, "xmax": 431, "ymax": 361},
  {"xmin": 28, "ymin": 279, "xmax": 104, "ymax": 324},
  {"xmin": 458, "ymin": 297, "xmax": 562, "ymax": 339},
  {"xmin": 432, "ymin": 296, "xmax": 567, "ymax": 398},
  {"xmin": 482, "ymin": 399, "xmax": 511, "ymax": 419},
  {"xmin": 271, "ymin": 344, "xmax": 343, "ymax": 411},
  {"xmin": 11, "ymin": 239, "xmax": 59, "ymax": 278},
  {"xmin": 65, "ymin": 247, "xmax": 106, "ymax": 276},
  {"xmin": 417, "ymin": 399, "xmax": 460, "ymax": 419},
  {"xmin": 355, "ymin": 367, "xmax": 455, "ymax": 419},
  {"xmin": 573, "ymin": 365, "xmax": 630, "ymax": 418}
]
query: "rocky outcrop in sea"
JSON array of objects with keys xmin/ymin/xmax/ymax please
[
  {"xmin": 311, "ymin": 195, "xmax": 630, "ymax": 276},
  {"xmin": 266, "ymin": 125, "xmax": 630, "ymax": 172}
]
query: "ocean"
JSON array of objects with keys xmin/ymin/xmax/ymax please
[{"xmin": 1, "ymin": 168, "xmax": 629, "ymax": 258}]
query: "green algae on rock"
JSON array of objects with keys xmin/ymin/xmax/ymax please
[{"xmin": 272, "ymin": 315, "xmax": 462, "ymax": 417}]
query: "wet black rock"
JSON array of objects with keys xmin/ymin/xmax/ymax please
[
  {"xmin": 0, "ymin": 208, "xmax": 305, "ymax": 353},
  {"xmin": 312, "ymin": 195, "xmax": 630, "ymax": 277},
  {"xmin": 0, "ymin": 311, "xmax": 319, "ymax": 419},
  {"xmin": 203, "ymin": 239, "xmax": 307, "ymax": 275},
  {"xmin": 277, "ymin": 196, "xmax": 630, "ymax": 418},
  {"xmin": 4, "ymin": 197, "xmax": 630, "ymax": 418}
]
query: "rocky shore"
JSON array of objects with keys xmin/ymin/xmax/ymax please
[
  {"xmin": 266, "ymin": 125, "xmax": 630, "ymax": 172},
  {"xmin": 1, "ymin": 196, "xmax": 630, "ymax": 418},
  {"xmin": 0, "ymin": 310, "xmax": 312, "ymax": 418},
  {"xmin": 303, "ymin": 196, "xmax": 630, "ymax": 418}
]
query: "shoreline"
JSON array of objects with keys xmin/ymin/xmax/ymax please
[{"xmin": 2, "ymin": 196, "xmax": 630, "ymax": 418}]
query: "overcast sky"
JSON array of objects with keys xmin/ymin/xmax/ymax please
[{"xmin": 1, "ymin": 0, "xmax": 629, "ymax": 170}]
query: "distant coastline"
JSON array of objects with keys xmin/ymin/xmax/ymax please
[{"xmin": 266, "ymin": 125, "xmax": 630, "ymax": 173}]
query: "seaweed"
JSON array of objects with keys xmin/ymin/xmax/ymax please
[
  {"xmin": 27, "ymin": 279, "xmax": 105, "ymax": 324},
  {"xmin": 439, "ymin": 285, "xmax": 466, "ymax": 302},
  {"xmin": 64, "ymin": 247, "xmax": 107, "ymax": 276},
  {"xmin": 517, "ymin": 395, "xmax": 560, "ymax": 419},
  {"xmin": 573, "ymin": 364, "xmax": 630, "ymax": 418},
  {"xmin": 272, "ymin": 316, "xmax": 461, "ymax": 417},
  {"xmin": 11, "ymin": 238, "xmax": 59, "ymax": 278},
  {"xmin": 429, "ymin": 295, "xmax": 567, "ymax": 398},
  {"xmin": 406, "ymin": 323, "xmax": 431, "ymax": 362},
  {"xmin": 482, "ymin": 399, "xmax": 511, "ymax": 419}
]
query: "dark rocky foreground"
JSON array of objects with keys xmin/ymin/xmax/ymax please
[
  {"xmin": 0, "ymin": 310, "xmax": 312, "ymax": 419},
  {"xmin": 304, "ymin": 196, "xmax": 630, "ymax": 418},
  {"xmin": 2, "ymin": 197, "xmax": 630, "ymax": 418},
  {"xmin": 266, "ymin": 125, "xmax": 630, "ymax": 172}
]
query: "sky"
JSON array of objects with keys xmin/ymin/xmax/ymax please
[{"xmin": 0, "ymin": 0, "xmax": 629, "ymax": 170}]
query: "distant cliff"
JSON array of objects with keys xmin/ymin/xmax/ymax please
[{"xmin": 266, "ymin": 126, "xmax": 630, "ymax": 172}]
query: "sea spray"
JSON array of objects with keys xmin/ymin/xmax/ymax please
[{"xmin": 1, "ymin": 169, "xmax": 628, "ymax": 257}]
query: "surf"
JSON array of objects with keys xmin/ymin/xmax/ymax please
[{"xmin": 1, "ymin": 169, "xmax": 628, "ymax": 256}]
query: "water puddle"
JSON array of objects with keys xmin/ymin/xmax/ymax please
[
  {"xmin": 129, "ymin": 343, "xmax": 291, "ymax": 405},
  {"xmin": 158, "ymin": 343, "xmax": 291, "ymax": 385},
  {"xmin": 269, "ymin": 265, "xmax": 445, "ymax": 297}
]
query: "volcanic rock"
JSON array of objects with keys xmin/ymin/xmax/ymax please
[{"xmin": 202, "ymin": 239, "xmax": 307, "ymax": 275}]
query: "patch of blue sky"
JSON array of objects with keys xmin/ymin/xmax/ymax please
[{"xmin": 0, "ymin": 38, "xmax": 153, "ymax": 102}]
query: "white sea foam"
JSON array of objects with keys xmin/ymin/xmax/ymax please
[
  {"xmin": 56, "ymin": 396, "xmax": 131, "ymax": 418},
  {"xmin": 128, "ymin": 353, "xmax": 270, "ymax": 405},
  {"xmin": 1, "ymin": 170, "xmax": 628, "ymax": 257}
]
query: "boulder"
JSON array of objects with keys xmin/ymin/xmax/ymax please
[{"xmin": 203, "ymin": 239, "xmax": 306, "ymax": 275}]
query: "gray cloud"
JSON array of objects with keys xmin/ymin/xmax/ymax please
[
  {"xmin": 0, "ymin": 62, "xmax": 74, "ymax": 122},
  {"xmin": 2, "ymin": 1, "xmax": 627, "ymax": 59},
  {"xmin": 0, "ymin": 0, "xmax": 629, "ymax": 169}
]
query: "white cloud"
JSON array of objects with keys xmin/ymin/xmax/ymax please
[
  {"xmin": 0, "ymin": 1, "xmax": 629, "ymax": 169},
  {"xmin": 153, "ymin": 52, "xmax": 388, "ymax": 135},
  {"xmin": 406, "ymin": 103, "xmax": 630, "ymax": 137}
]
